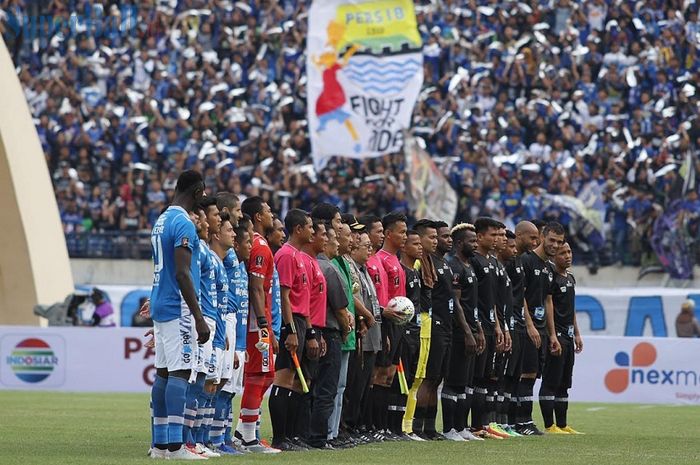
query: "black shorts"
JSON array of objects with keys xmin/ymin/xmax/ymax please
[
  {"xmin": 375, "ymin": 320, "xmax": 403, "ymax": 368},
  {"xmin": 542, "ymin": 336, "xmax": 575, "ymax": 389},
  {"xmin": 425, "ymin": 324, "xmax": 451, "ymax": 382},
  {"xmin": 504, "ymin": 331, "xmax": 526, "ymax": 379},
  {"xmin": 400, "ymin": 327, "xmax": 420, "ymax": 387},
  {"xmin": 473, "ymin": 333, "xmax": 497, "ymax": 380},
  {"xmin": 275, "ymin": 315, "xmax": 310, "ymax": 376},
  {"xmin": 521, "ymin": 330, "xmax": 547, "ymax": 377},
  {"xmin": 445, "ymin": 330, "xmax": 476, "ymax": 387}
]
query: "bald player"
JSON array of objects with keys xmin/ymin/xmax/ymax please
[{"xmin": 502, "ymin": 221, "xmax": 539, "ymax": 432}]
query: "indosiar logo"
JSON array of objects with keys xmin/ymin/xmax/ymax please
[
  {"xmin": 605, "ymin": 342, "xmax": 700, "ymax": 393},
  {"xmin": 6, "ymin": 338, "xmax": 59, "ymax": 383}
]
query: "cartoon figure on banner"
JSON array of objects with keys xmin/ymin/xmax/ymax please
[{"xmin": 313, "ymin": 20, "xmax": 361, "ymax": 153}]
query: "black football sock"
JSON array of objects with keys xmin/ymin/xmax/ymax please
[
  {"xmin": 440, "ymin": 385, "xmax": 458, "ymax": 433},
  {"xmin": 376, "ymin": 385, "xmax": 391, "ymax": 431},
  {"xmin": 294, "ymin": 392, "xmax": 311, "ymax": 439},
  {"xmin": 486, "ymin": 379, "xmax": 498, "ymax": 426},
  {"xmin": 388, "ymin": 390, "xmax": 405, "ymax": 434},
  {"xmin": 395, "ymin": 393, "xmax": 408, "ymax": 433},
  {"xmin": 412, "ymin": 406, "xmax": 426, "ymax": 434},
  {"xmin": 471, "ymin": 381, "xmax": 487, "ymax": 429},
  {"xmin": 505, "ymin": 377, "xmax": 519, "ymax": 426},
  {"xmin": 518, "ymin": 378, "xmax": 535, "ymax": 425},
  {"xmin": 268, "ymin": 385, "xmax": 292, "ymax": 444},
  {"xmin": 538, "ymin": 383, "xmax": 556, "ymax": 428},
  {"xmin": 454, "ymin": 387, "xmax": 470, "ymax": 432},
  {"xmin": 555, "ymin": 388, "xmax": 569, "ymax": 428},
  {"xmin": 424, "ymin": 404, "xmax": 438, "ymax": 434}
]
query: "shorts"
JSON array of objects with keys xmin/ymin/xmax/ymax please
[
  {"xmin": 213, "ymin": 347, "xmax": 225, "ymax": 384},
  {"xmin": 376, "ymin": 320, "xmax": 403, "ymax": 368},
  {"xmin": 154, "ymin": 306, "xmax": 197, "ymax": 373},
  {"xmin": 542, "ymin": 336, "xmax": 575, "ymax": 389},
  {"xmin": 197, "ymin": 316, "xmax": 217, "ymax": 375},
  {"xmin": 424, "ymin": 321, "xmax": 452, "ymax": 382},
  {"xmin": 223, "ymin": 350, "xmax": 246, "ymax": 394},
  {"xmin": 400, "ymin": 327, "xmax": 420, "ymax": 387},
  {"xmin": 522, "ymin": 330, "xmax": 547, "ymax": 377},
  {"xmin": 445, "ymin": 330, "xmax": 476, "ymax": 386},
  {"xmin": 493, "ymin": 352, "xmax": 506, "ymax": 380},
  {"xmin": 274, "ymin": 314, "xmax": 308, "ymax": 374},
  {"xmin": 504, "ymin": 331, "xmax": 526, "ymax": 379},
  {"xmin": 245, "ymin": 320, "xmax": 275, "ymax": 376},
  {"xmin": 220, "ymin": 317, "xmax": 236, "ymax": 381},
  {"xmin": 414, "ymin": 314, "xmax": 432, "ymax": 380},
  {"xmin": 474, "ymin": 333, "xmax": 497, "ymax": 380}
]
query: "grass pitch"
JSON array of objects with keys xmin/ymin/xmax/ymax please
[{"xmin": 1, "ymin": 391, "xmax": 698, "ymax": 465}]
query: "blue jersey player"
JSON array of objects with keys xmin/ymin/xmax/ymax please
[{"xmin": 149, "ymin": 170, "xmax": 208, "ymax": 460}]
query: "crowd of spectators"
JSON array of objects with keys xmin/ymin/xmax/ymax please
[{"xmin": 2, "ymin": 0, "xmax": 700, "ymax": 268}]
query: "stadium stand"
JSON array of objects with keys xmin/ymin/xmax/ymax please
[{"xmin": 2, "ymin": 0, "xmax": 699, "ymax": 272}]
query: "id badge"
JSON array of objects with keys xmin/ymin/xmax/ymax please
[
  {"xmin": 534, "ymin": 306, "xmax": 545, "ymax": 320},
  {"xmin": 372, "ymin": 300, "xmax": 381, "ymax": 320},
  {"xmin": 567, "ymin": 325, "xmax": 575, "ymax": 338}
]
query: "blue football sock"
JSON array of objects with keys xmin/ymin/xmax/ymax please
[
  {"xmin": 211, "ymin": 391, "xmax": 231, "ymax": 446},
  {"xmin": 184, "ymin": 374, "xmax": 205, "ymax": 445},
  {"xmin": 151, "ymin": 375, "xmax": 168, "ymax": 447},
  {"xmin": 194, "ymin": 383, "xmax": 208, "ymax": 444},
  {"xmin": 203, "ymin": 392, "xmax": 215, "ymax": 444},
  {"xmin": 149, "ymin": 401, "xmax": 155, "ymax": 448},
  {"xmin": 165, "ymin": 376, "xmax": 188, "ymax": 446},
  {"xmin": 224, "ymin": 393, "xmax": 235, "ymax": 444}
]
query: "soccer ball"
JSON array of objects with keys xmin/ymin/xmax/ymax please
[{"xmin": 387, "ymin": 296, "xmax": 415, "ymax": 326}]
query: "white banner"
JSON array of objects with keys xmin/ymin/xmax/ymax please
[
  {"xmin": 567, "ymin": 336, "xmax": 700, "ymax": 404},
  {"xmin": 2, "ymin": 328, "xmax": 698, "ymax": 404},
  {"xmin": 571, "ymin": 287, "xmax": 700, "ymax": 337},
  {"xmin": 0, "ymin": 326, "xmax": 153, "ymax": 392},
  {"xmin": 307, "ymin": 0, "xmax": 423, "ymax": 167}
]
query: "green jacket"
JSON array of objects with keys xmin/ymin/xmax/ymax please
[{"xmin": 332, "ymin": 255, "xmax": 356, "ymax": 351}]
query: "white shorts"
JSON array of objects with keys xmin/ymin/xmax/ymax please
[
  {"xmin": 154, "ymin": 305, "xmax": 196, "ymax": 373},
  {"xmin": 220, "ymin": 317, "xmax": 236, "ymax": 381},
  {"xmin": 197, "ymin": 316, "xmax": 217, "ymax": 376},
  {"xmin": 222, "ymin": 350, "xmax": 246, "ymax": 394},
  {"xmin": 213, "ymin": 347, "xmax": 225, "ymax": 384}
]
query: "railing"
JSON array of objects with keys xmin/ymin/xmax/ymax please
[{"xmin": 65, "ymin": 232, "xmax": 153, "ymax": 259}]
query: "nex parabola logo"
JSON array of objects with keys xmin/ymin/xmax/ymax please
[
  {"xmin": 6, "ymin": 338, "xmax": 59, "ymax": 383},
  {"xmin": 605, "ymin": 342, "xmax": 656, "ymax": 393}
]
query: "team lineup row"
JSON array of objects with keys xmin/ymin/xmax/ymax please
[{"xmin": 145, "ymin": 170, "xmax": 583, "ymax": 460}]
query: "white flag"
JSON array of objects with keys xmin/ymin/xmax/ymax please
[
  {"xmin": 404, "ymin": 136, "xmax": 458, "ymax": 225},
  {"xmin": 307, "ymin": 0, "xmax": 423, "ymax": 169}
]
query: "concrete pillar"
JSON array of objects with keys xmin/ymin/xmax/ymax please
[{"xmin": 0, "ymin": 38, "xmax": 74, "ymax": 324}]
